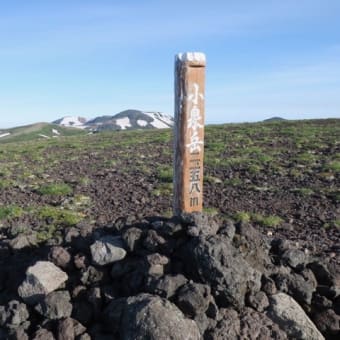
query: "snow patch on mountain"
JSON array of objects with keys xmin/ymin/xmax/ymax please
[
  {"xmin": 53, "ymin": 116, "xmax": 87, "ymax": 129},
  {"xmin": 137, "ymin": 120, "xmax": 148, "ymax": 127},
  {"xmin": 116, "ymin": 117, "xmax": 131, "ymax": 130},
  {"xmin": 54, "ymin": 110, "xmax": 174, "ymax": 132},
  {"xmin": 0, "ymin": 132, "xmax": 10, "ymax": 138},
  {"xmin": 143, "ymin": 111, "xmax": 173, "ymax": 128}
]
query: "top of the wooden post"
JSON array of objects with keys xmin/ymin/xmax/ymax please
[{"xmin": 176, "ymin": 52, "xmax": 206, "ymax": 67}]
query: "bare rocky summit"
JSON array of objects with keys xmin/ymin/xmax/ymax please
[{"xmin": 0, "ymin": 212, "xmax": 339, "ymax": 339}]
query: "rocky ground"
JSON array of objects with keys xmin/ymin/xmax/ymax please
[{"xmin": 0, "ymin": 119, "xmax": 339, "ymax": 338}]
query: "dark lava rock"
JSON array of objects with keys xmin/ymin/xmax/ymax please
[
  {"xmin": 122, "ymin": 227, "xmax": 143, "ymax": 252},
  {"xmin": 205, "ymin": 308, "xmax": 240, "ymax": 340},
  {"xmin": 274, "ymin": 271, "xmax": 316, "ymax": 305},
  {"xmin": 145, "ymin": 273, "xmax": 188, "ymax": 299},
  {"xmin": 35, "ymin": 290, "xmax": 72, "ymax": 319},
  {"xmin": 8, "ymin": 233, "xmax": 37, "ymax": 250},
  {"xmin": 176, "ymin": 282, "xmax": 211, "ymax": 317},
  {"xmin": 261, "ymin": 275, "xmax": 278, "ymax": 296},
  {"xmin": 119, "ymin": 294, "xmax": 200, "ymax": 340},
  {"xmin": 247, "ymin": 290, "xmax": 270, "ymax": 312},
  {"xmin": 308, "ymin": 261, "xmax": 334, "ymax": 286},
  {"xmin": 110, "ymin": 258, "xmax": 141, "ymax": 278},
  {"xmin": 48, "ymin": 246, "xmax": 71, "ymax": 269},
  {"xmin": 240, "ymin": 307, "xmax": 287, "ymax": 339},
  {"xmin": 57, "ymin": 318, "xmax": 74, "ymax": 340},
  {"xmin": 103, "ymin": 297, "xmax": 126, "ymax": 335},
  {"xmin": 180, "ymin": 212, "xmax": 220, "ymax": 236},
  {"xmin": 57, "ymin": 317, "xmax": 86, "ymax": 340},
  {"xmin": 0, "ymin": 212, "xmax": 338, "ymax": 339},
  {"xmin": 313, "ymin": 309, "xmax": 340, "ymax": 338},
  {"xmin": 234, "ymin": 222, "xmax": 272, "ymax": 273},
  {"xmin": 80, "ymin": 265, "xmax": 107, "ymax": 286},
  {"xmin": 32, "ymin": 328, "xmax": 55, "ymax": 340},
  {"xmin": 0, "ymin": 300, "xmax": 29, "ymax": 330},
  {"xmin": 142, "ymin": 229, "xmax": 166, "ymax": 252},
  {"xmin": 7, "ymin": 327, "xmax": 29, "ymax": 340},
  {"xmin": 281, "ymin": 248, "xmax": 307, "ymax": 269},
  {"xmin": 183, "ymin": 234, "xmax": 261, "ymax": 309}
]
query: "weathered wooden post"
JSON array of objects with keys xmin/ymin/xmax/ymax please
[{"xmin": 174, "ymin": 52, "xmax": 206, "ymax": 215}]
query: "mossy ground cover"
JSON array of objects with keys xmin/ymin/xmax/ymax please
[{"xmin": 0, "ymin": 119, "xmax": 339, "ymax": 255}]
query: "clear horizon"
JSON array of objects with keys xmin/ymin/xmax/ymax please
[{"xmin": 1, "ymin": 0, "xmax": 339, "ymax": 129}]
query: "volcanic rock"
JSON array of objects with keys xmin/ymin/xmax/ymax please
[
  {"xmin": 90, "ymin": 236, "xmax": 127, "ymax": 266},
  {"xmin": 145, "ymin": 273, "xmax": 188, "ymax": 299},
  {"xmin": 281, "ymin": 248, "xmax": 307, "ymax": 269},
  {"xmin": 18, "ymin": 261, "xmax": 68, "ymax": 305},
  {"xmin": 0, "ymin": 300, "xmax": 29, "ymax": 330},
  {"xmin": 313, "ymin": 309, "xmax": 340, "ymax": 338},
  {"xmin": 48, "ymin": 246, "xmax": 71, "ymax": 269},
  {"xmin": 119, "ymin": 294, "xmax": 200, "ymax": 340},
  {"xmin": 183, "ymin": 234, "xmax": 262, "ymax": 309},
  {"xmin": 8, "ymin": 233, "xmax": 37, "ymax": 250},
  {"xmin": 176, "ymin": 282, "xmax": 211, "ymax": 317},
  {"xmin": 35, "ymin": 290, "xmax": 72, "ymax": 319},
  {"xmin": 32, "ymin": 328, "xmax": 55, "ymax": 340},
  {"xmin": 267, "ymin": 292, "xmax": 325, "ymax": 339}
]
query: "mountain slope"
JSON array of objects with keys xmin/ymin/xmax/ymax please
[
  {"xmin": 85, "ymin": 110, "xmax": 174, "ymax": 131},
  {"xmin": 0, "ymin": 123, "xmax": 86, "ymax": 144}
]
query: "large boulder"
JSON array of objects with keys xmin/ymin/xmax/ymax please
[
  {"xmin": 18, "ymin": 261, "xmax": 68, "ymax": 305},
  {"xmin": 105, "ymin": 293, "xmax": 200, "ymax": 340},
  {"xmin": 183, "ymin": 235, "xmax": 261, "ymax": 309},
  {"xmin": 267, "ymin": 293, "xmax": 325, "ymax": 340}
]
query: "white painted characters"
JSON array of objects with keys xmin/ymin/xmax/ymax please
[{"xmin": 186, "ymin": 83, "xmax": 204, "ymax": 153}]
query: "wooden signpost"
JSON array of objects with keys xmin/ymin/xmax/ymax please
[{"xmin": 173, "ymin": 52, "xmax": 206, "ymax": 215}]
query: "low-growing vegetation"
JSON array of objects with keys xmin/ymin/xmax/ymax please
[{"xmin": 0, "ymin": 119, "xmax": 338, "ymax": 256}]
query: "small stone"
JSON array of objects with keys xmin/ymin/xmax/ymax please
[
  {"xmin": 145, "ymin": 253, "xmax": 169, "ymax": 276},
  {"xmin": 0, "ymin": 300, "xmax": 29, "ymax": 329},
  {"xmin": 80, "ymin": 266, "xmax": 105, "ymax": 286},
  {"xmin": 18, "ymin": 261, "xmax": 68, "ymax": 305},
  {"xmin": 281, "ymin": 249, "xmax": 306, "ymax": 269},
  {"xmin": 78, "ymin": 333, "xmax": 91, "ymax": 340},
  {"xmin": 8, "ymin": 233, "xmax": 37, "ymax": 250},
  {"xmin": 176, "ymin": 282, "xmax": 211, "ymax": 317},
  {"xmin": 90, "ymin": 236, "xmax": 126, "ymax": 266},
  {"xmin": 48, "ymin": 246, "xmax": 71, "ymax": 269},
  {"xmin": 145, "ymin": 274, "xmax": 188, "ymax": 299},
  {"xmin": 74, "ymin": 253, "xmax": 88, "ymax": 269},
  {"xmin": 64, "ymin": 227, "xmax": 80, "ymax": 243},
  {"xmin": 57, "ymin": 317, "xmax": 74, "ymax": 340},
  {"xmin": 122, "ymin": 227, "xmax": 143, "ymax": 252},
  {"xmin": 247, "ymin": 291, "xmax": 270, "ymax": 312},
  {"xmin": 262, "ymin": 276, "xmax": 277, "ymax": 296},
  {"xmin": 143, "ymin": 230, "xmax": 166, "ymax": 252}
]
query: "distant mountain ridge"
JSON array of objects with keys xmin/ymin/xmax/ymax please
[
  {"xmin": 263, "ymin": 116, "xmax": 286, "ymax": 122},
  {"xmin": 53, "ymin": 110, "xmax": 174, "ymax": 131},
  {"xmin": 0, "ymin": 110, "xmax": 173, "ymax": 143}
]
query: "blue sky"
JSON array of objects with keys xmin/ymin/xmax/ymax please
[{"xmin": 0, "ymin": 0, "xmax": 339, "ymax": 128}]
